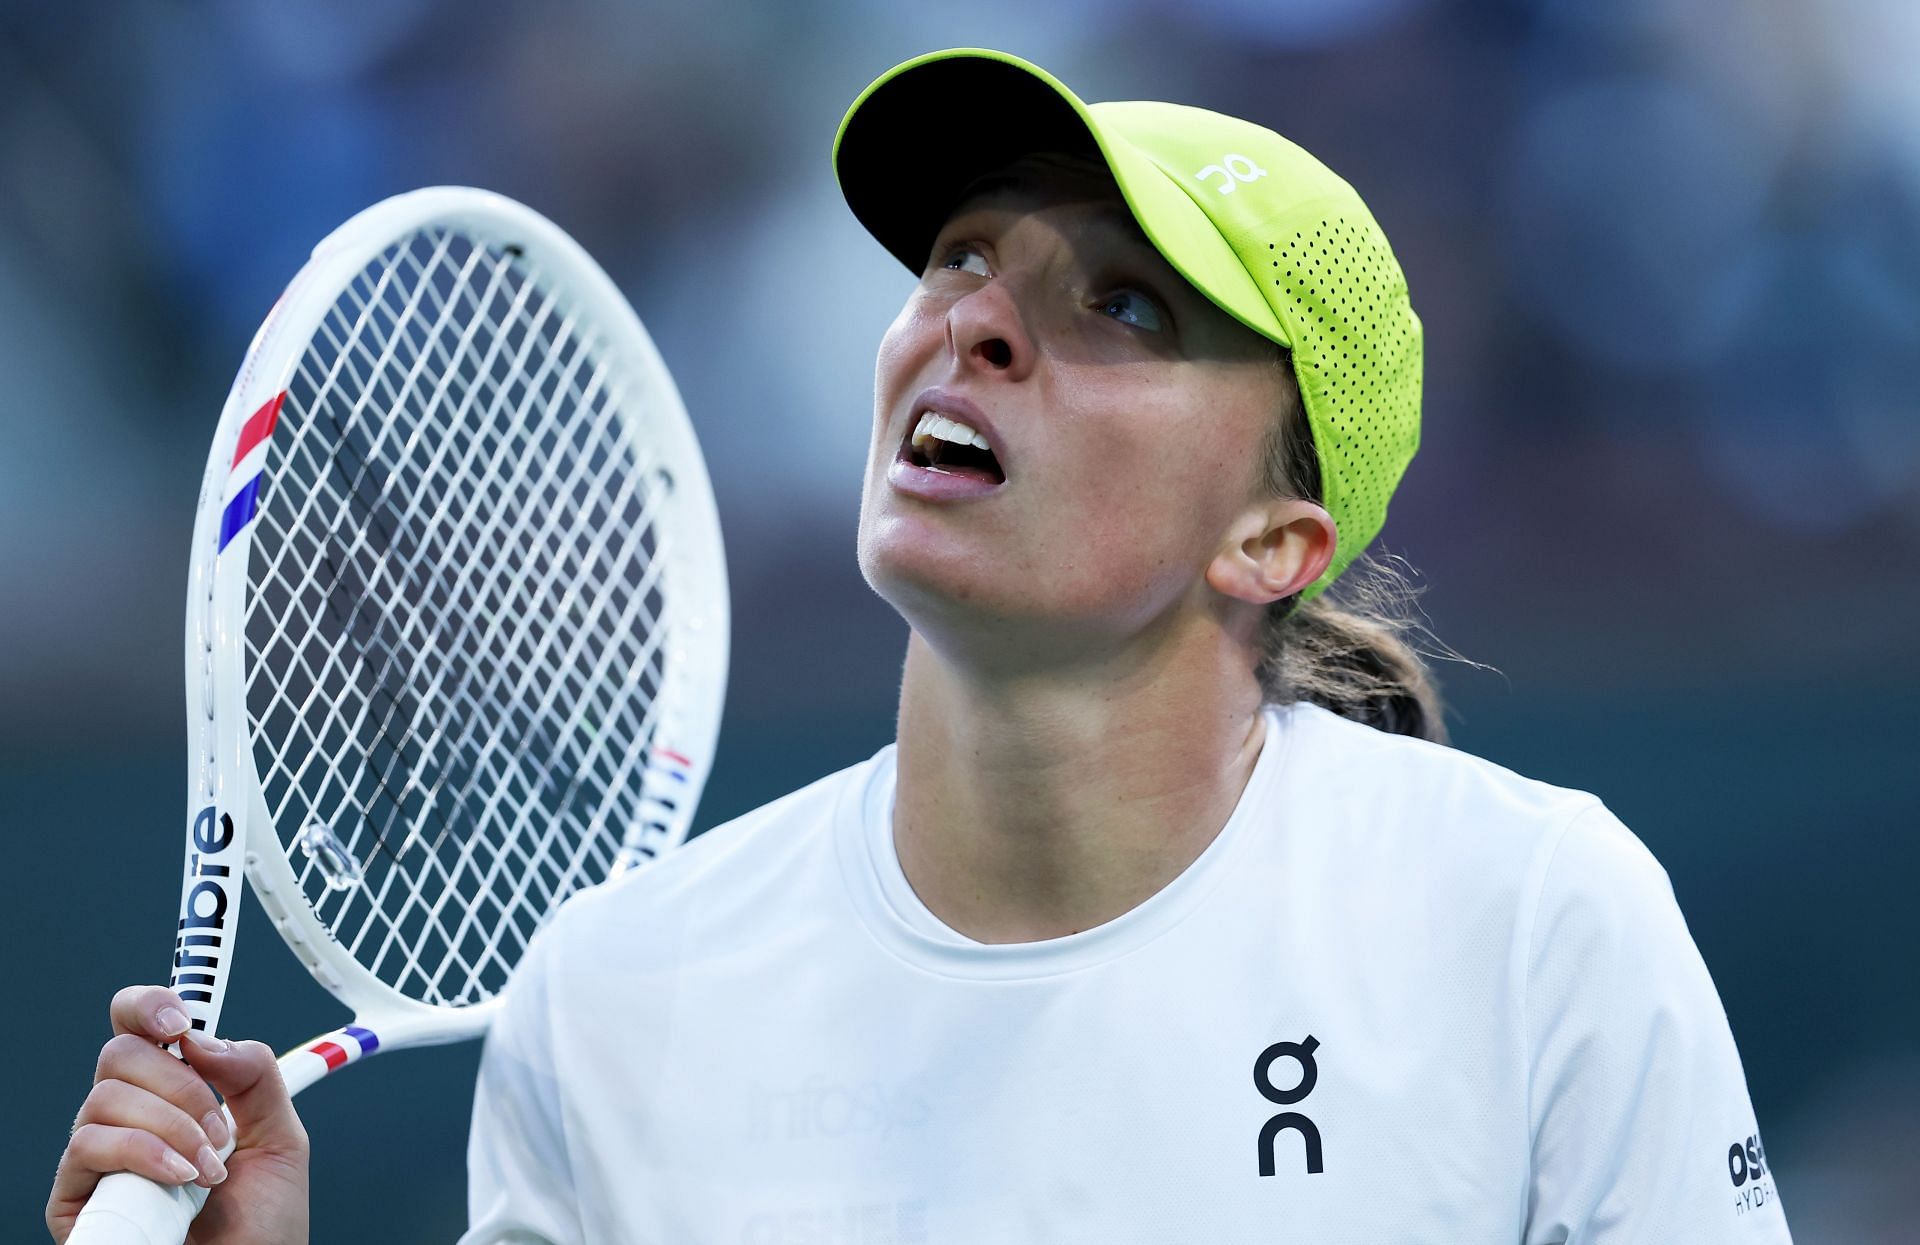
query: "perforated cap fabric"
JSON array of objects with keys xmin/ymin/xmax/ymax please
[{"xmin": 834, "ymin": 49, "xmax": 1423, "ymax": 597}]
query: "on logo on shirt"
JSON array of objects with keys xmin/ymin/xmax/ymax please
[{"xmin": 1254, "ymin": 1035, "xmax": 1324, "ymax": 1176}]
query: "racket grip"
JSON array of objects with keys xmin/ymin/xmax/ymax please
[{"xmin": 65, "ymin": 1171, "xmax": 211, "ymax": 1245}]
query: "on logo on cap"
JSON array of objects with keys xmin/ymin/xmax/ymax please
[{"xmin": 1195, "ymin": 154, "xmax": 1268, "ymax": 194}]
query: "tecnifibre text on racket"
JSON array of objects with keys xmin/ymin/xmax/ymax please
[{"xmin": 69, "ymin": 187, "xmax": 729, "ymax": 1245}]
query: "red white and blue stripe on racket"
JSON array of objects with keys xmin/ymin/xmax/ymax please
[{"xmin": 217, "ymin": 391, "xmax": 285, "ymax": 552}]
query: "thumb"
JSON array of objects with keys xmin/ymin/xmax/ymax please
[{"xmin": 178, "ymin": 1032, "xmax": 309, "ymax": 1159}]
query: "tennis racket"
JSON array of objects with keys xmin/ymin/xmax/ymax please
[{"xmin": 68, "ymin": 187, "xmax": 729, "ymax": 1244}]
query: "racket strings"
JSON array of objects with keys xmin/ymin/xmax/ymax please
[
  {"xmin": 244, "ymin": 226, "xmax": 674, "ymax": 1008},
  {"xmin": 248, "ymin": 234, "xmax": 517, "ymax": 839},
  {"xmin": 301, "ymin": 244, "xmax": 585, "ymax": 861},
  {"xmin": 357, "ymin": 376, "xmax": 669, "ymax": 994},
  {"xmin": 349, "ymin": 241, "xmax": 672, "ymax": 964},
  {"xmin": 311, "ymin": 255, "xmax": 668, "ymax": 995},
  {"xmin": 251, "ymin": 239, "xmax": 537, "ymax": 881},
  {"xmin": 390, "ymin": 455, "xmax": 673, "ymax": 989},
  {"xmin": 343, "ymin": 255, "xmax": 675, "ymax": 919},
  {"xmin": 257, "ymin": 235, "xmax": 554, "ymax": 992},
  {"xmin": 291, "ymin": 241, "xmax": 660, "ymax": 999}
]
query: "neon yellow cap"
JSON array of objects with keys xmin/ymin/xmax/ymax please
[{"xmin": 834, "ymin": 48, "xmax": 1423, "ymax": 598}]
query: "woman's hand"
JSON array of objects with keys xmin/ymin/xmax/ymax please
[{"xmin": 47, "ymin": 986, "xmax": 310, "ymax": 1244}]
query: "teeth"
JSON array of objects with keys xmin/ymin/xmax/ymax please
[{"xmin": 912, "ymin": 411, "xmax": 992, "ymax": 454}]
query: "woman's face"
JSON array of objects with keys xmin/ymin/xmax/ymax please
[{"xmin": 857, "ymin": 164, "xmax": 1307, "ymax": 660}]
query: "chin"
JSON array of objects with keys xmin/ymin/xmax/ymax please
[
  {"xmin": 860, "ymin": 539, "xmax": 1029, "ymax": 653},
  {"xmin": 855, "ymin": 491, "xmax": 1195, "ymax": 663},
  {"xmin": 858, "ymin": 524, "xmax": 994, "ymax": 621},
  {"xmin": 861, "ymin": 544, "xmax": 1147, "ymax": 679}
]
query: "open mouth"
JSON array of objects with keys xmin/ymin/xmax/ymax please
[{"xmin": 901, "ymin": 410, "xmax": 1006, "ymax": 485}]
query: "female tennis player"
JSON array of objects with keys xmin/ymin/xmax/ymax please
[{"xmin": 50, "ymin": 49, "xmax": 1791, "ymax": 1244}]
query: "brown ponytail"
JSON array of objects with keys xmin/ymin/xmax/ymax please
[
  {"xmin": 1257, "ymin": 559, "xmax": 1449, "ymax": 744},
  {"xmin": 1254, "ymin": 351, "xmax": 1454, "ymax": 744}
]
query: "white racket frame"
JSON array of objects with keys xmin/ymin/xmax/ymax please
[{"xmin": 70, "ymin": 187, "xmax": 728, "ymax": 1245}]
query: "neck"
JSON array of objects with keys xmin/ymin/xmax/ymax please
[{"xmin": 892, "ymin": 621, "xmax": 1268, "ymax": 943}]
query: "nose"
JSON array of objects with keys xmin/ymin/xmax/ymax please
[{"xmin": 946, "ymin": 279, "xmax": 1035, "ymax": 381}]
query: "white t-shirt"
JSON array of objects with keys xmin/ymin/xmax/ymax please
[{"xmin": 462, "ymin": 703, "xmax": 1791, "ymax": 1244}]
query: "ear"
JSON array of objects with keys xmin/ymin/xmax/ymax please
[{"xmin": 1204, "ymin": 499, "xmax": 1338, "ymax": 606}]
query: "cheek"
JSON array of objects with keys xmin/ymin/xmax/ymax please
[
  {"xmin": 1011, "ymin": 407, "xmax": 1220, "ymax": 609},
  {"xmin": 1054, "ymin": 386, "xmax": 1268, "ymax": 596},
  {"xmin": 873, "ymin": 296, "xmax": 943, "ymax": 418},
  {"xmin": 1057, "ymin": 382, "xmax": 1253, "ymax": 526}
]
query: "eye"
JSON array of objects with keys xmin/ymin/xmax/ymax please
[
  {"xmin": 936, "ymin": 244, "xmax": 991, "ymax": 277},
  {"xmin": 1097, "ymin": 289, "xmax": 1164, "ymax": 332}
]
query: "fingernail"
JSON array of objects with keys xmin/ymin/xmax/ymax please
[
  {"xmin": 202, "ymin": 1109, "xmax": 231, "ymax": 1150},
  {"xmin": 156, "ymin": 1007, "xmax": 190, "ymax": 1037},
  {"xmin": 183, "ymin": 1028, "xmax": 230, "ymax": 1054},
  {"xmin": 164, "ymin": 1151, "xmax": 199, "ymax": 1183},
  {"xmin": 196, "ymin": 1144, "xmax": 227, "ymax": 1185}
]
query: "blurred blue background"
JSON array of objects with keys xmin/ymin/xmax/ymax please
[{"xmin": 4, "ymin": 0, "xmax": 1916, "ymax": 1239}]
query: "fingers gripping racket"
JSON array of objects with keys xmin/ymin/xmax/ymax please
[{"xmin": 70, "ymin": 188, "xmax": 729, "ymax": 1244}]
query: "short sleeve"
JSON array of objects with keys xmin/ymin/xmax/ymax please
[
  {"xmin": 459, "ymin": 924, "xmax": 585, "ymax": 1245},
  {"xmin": 1523, "ymin": 804, "xmax": 1792, "ymax": 1244}
]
